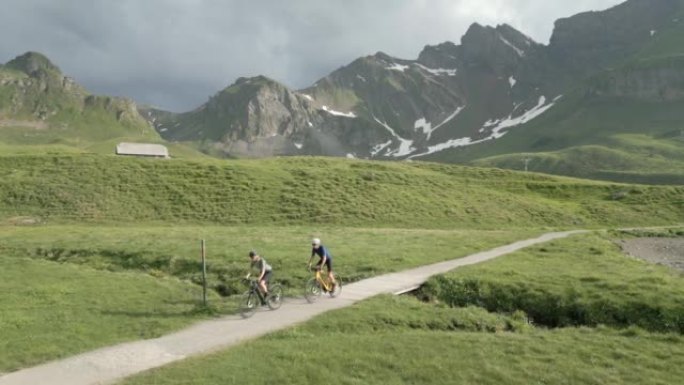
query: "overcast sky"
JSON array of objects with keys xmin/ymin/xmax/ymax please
[{"xmin": 0, "ymin": 0, "xmax": 624, "ymax": 112}]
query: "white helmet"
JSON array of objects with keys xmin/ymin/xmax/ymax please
[{"xmin": 312, "ymin": 238, "xmax": 321, "ymax": 246}]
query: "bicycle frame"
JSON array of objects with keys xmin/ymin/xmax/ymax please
[
  {"xmin": 304, "ymin": 267, "xmax": 341, "ymax": 304},
  {"xmin": 314, "ymin": 269, "xmax": 333, "ymax": 291},
  {"xmin": 247, "ymin": 279, "xmax": 267, "ymax": 304}
]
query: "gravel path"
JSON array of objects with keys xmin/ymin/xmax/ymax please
[
  {"xmin": 618, "ymin": 237, "xmax": 684, "ymax": 272},
  {"xmin": 0, "ymin": 230, "xmax": 586, "ymax": 385}
]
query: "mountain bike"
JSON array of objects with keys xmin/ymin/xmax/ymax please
[
  {"xmin": 240, "ymin": 277, "xmax": 283, "ymax": 318},
  {"xmin": 304, "ymin": 266, "xmax": 342, "ymax": 303}
]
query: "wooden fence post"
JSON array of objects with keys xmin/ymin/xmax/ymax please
[{"xmin": 201, "ymin": 239, "xmax": 207, "ymax": 306}]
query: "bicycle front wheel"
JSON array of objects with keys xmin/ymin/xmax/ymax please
[
  {"xmin": 240, "ymin": 291, "xmax": 259, "ymax": 318},
  {"xmin": 267, "ymin": 284, "xmax": 283, "ymax": 310},
  {"xmin": 304, "ymin": 278, "xmax": 321, "ymax": 303}
]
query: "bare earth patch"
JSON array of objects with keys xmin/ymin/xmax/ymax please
[
  {"xmin": 0, "ymin": 119, "xmax": 48, "ymax": 130},
  {"xmin": 619, "ymin": 238, "xmax": 684, "ymax": 272}
]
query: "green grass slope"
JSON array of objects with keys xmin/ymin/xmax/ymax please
[
  {"xmin": 0, "ymin": 255, "xmax": 212, "ymax": 372},
  {"xmin": 0, "ymin": 155, "xmax": 682, "ymax": 227},
  {"xmin": 423, "ymin": 231, "xmax": 684, "ymax": 332},
  {"xmin": 120, "ymin": 231, "xmax": 684, "ymax": 385},
  {"xmin": 0, "ymin": 225, "xmax": 536, "ymax": 298},
  {"xmin": 122, "ymin": 299, "xmax": 684, "ymax": 385},
  {"xmin": 0, "ymin": 225, "xmax": 536, "ymax": 370},
  {"xmin": 472, "ymin": 135, "xmax": 684, "ymax": 185},
  {"xmin": 0, "ymin": 154, "xmax": 681, "ymax": 373}
]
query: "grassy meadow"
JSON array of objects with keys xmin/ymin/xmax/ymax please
[
  {"xmin": 422, "ymin": 232, "xmax": 684, "ymax": 332},
  {"xmin": 119, "ymin": 231, "xmax": 684, "ymax": 385},
  {"xmin": 0, "ymin": 224, "xmax": 535, "ymax": 372},
  {"xmin": 0, "ymin": 153, "xmax": 681, "ymax": 380},
  {"xmin": 120, "ymin": 297, "xmax": 684, "ymax": 385},
  {"xmin": 0, "ymin": 154, "xmax": 682, "ymax": 227},
  {"xmin": 0, "ymin": 256, "xmax": 212, "ymax": 372}
]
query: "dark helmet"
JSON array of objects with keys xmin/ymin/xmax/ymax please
[{"xmin": 248, "ymin": 250, "xmax": 257, "ymax": 257}]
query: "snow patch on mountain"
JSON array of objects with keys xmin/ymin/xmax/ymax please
[
  {"xmin": 414, "ymin": 106, "xmax": 465, "ymax": 140},
  {"xmin": 483, "ymin": 95, "xmax": 557, "ymax": 138},
  {"xmin": 371, "ymin": 140, "xmax": 392, "ymax": 157},
  {"xmin": 414, "ymin": 118, "xmax": 432, "ymax": 136},
  {"xmin": 499, "ymin": 35, "xmax": 525, "ymax": 57},
  {"xmin": 387, "ymin": 63, "xmax": 410, "ymax": 72},
  {"xmin": 322, "ymin": 105, "xmax": 357, "ymax": 118},
  {"xmin": 373, "ymin": 117, "xmax": 415, "ymax": 157},
  {"xmin": 509, "ymin": 76, "xmax": 517, "ymax": 88},
  {"xmin": 414, "ymin": 63, "xmax": 457, "ymax": 77},
  {"xmin": 294, "ymin": 143, "xmax": 303, "ymax": 150},
  {"xmin": 409, "ymin": 96, "xmax": 559, "ymax": 159},
  {"xmin": 408, "ymin": 137, "xmax": 475, "ymax": 159}
]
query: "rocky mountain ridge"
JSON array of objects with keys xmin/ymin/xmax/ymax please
[{"xmin": 145, "ymin": 0, "xmax": 684, "ymax": 160}]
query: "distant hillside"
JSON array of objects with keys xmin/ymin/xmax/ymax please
[
  {"xmin": 0, "ymin": 154, "xmax": 682, "ymax": 228},
  {"xmin": 0, "ymin": 52, "xmax": 166, "ymax": 154}
]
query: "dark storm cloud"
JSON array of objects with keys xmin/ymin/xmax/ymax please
[{"xmin": 0, "ymin": 0, "xmax": 623, "ymax": 112}]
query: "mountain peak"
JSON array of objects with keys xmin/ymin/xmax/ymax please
[
  {"xmin": 461, "ymin": 22, "xmax": 531, "ymax": 63},
  {"xmin": 374, "ymin": 51, "xmax": 392, "ymax": 58},
  {"xmin": 5, "ymin": 51, "xmax": 61, "ymax": 75},
  {"xmin": 235, "ymin": 75, "xmax": 280, "ymax": 85},
  {"xmin": 238, "ymin": 75, "xmax": 294, "ymax": 91},
  {"xmin": 461, "ymin": 22, "xmax": 491, "ymax": 43},
  {"xmin": 462, "ymin": 22, "xmax": 534, "ymax": 48},
  {"xmin": 218, "ymin": 75, "xmax": 290, "ymax": 98},
  {"xmin": 496, "ymin": 24, "xmax": 537, "ymax": 47},
  {"xmin": 417, "ymin": 41, "xmax": 461, "ymax": 68}
]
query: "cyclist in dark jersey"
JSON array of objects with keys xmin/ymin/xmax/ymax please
[
  {"xmin": 247, "ymin": 250, "xmax": 272, "ymax": 297},
  {"xmin": 307, "ymin": 238, "xmax": 337, "ymax": 290}
]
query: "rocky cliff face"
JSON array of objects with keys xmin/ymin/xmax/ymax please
[
  {"xmin": 146, "ymin": 75, "xmax": 387, "ymax": 157},
  {"xmin": 592, "ymin": 57, "xmax": 684, "ymax": 101},
  {"xmin": 201, "ymin": 76, "xmax": 321, "ymax": 157},
  {"xmin": 548, "ymin": 0, "xmax": 682, "ymax": 75}
]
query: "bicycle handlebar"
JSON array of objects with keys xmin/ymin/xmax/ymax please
[{"xmin": 243, "ymin": 276, "xmax": 258, "ymax": 284}]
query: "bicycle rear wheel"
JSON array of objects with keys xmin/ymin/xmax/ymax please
[
  {"xmin": 267, "ymin": 284, "xmax": 283, "ymax": 310},
  {"xmin": 240, "ymin": 291, "xmax": 259, "ymax": 318},
  {"xmin": 329, "ymin": 276, "xmax": 342, "ymax": 298},
  {"xmin": 304, "ymin": 278, "xmax": 321, "ymax": 303}
]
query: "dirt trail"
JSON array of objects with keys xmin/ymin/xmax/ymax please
[{"xmin": 0, "ymin": 119, "xmax": 48, "ymax": 129}]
